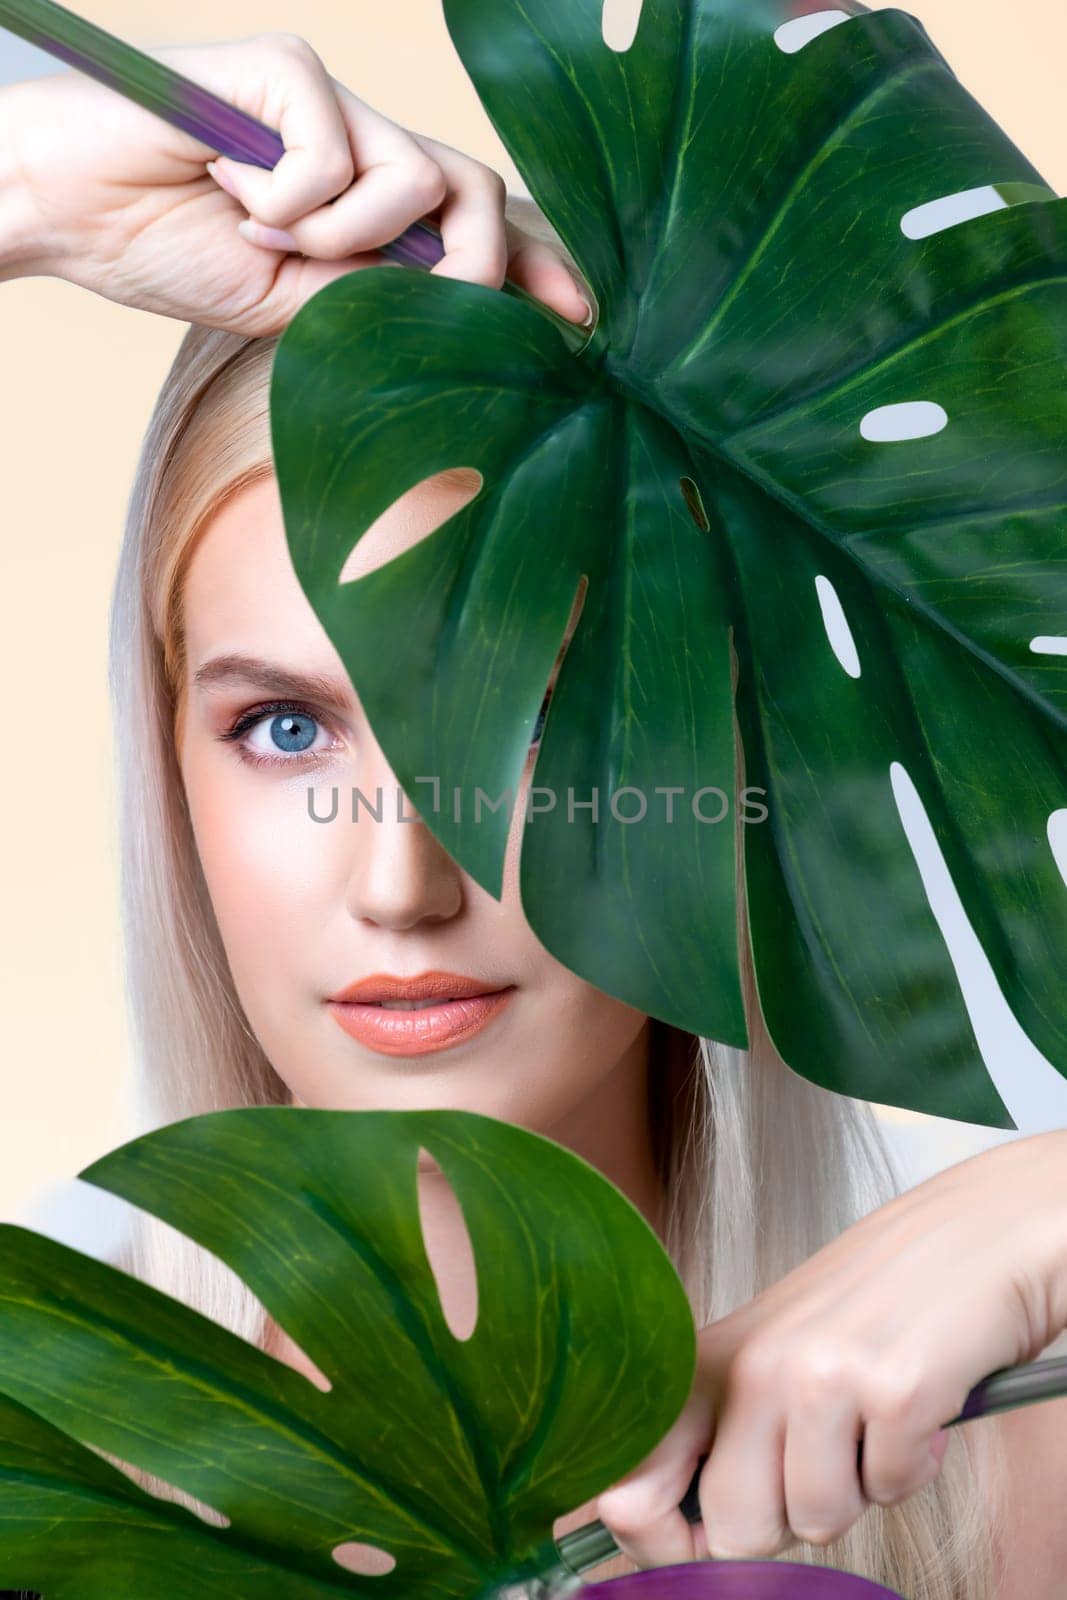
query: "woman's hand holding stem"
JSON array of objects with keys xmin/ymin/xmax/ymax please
[
  {"xmin": 0, "ymin": 32, "xmax": 594, "ymax": 333},
  {"xmin": 597, "ymin": 1127, "xmax": 1067, "ymax": 1565}
]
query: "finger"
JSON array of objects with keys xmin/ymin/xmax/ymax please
[
  {"xmin": 260, "ymin": 88, "xmax": 449, "ymax": 260},
  {"xmin": 596, "ymin": 1399, "xmax": 711, "ymax": 1570},
  {"xmin": 860, "ymin": 1411, "xmax": 948, "ymax": 1509},
  {"xmin": 597, "ymin": 1463, "xmax": 704, "ymax": 1569},
  {"xmin": 858, "ymin": 1364, "xmax": 949, "ymax": 1508},
  {"xmin": 208, "ymin": 38, "xmax": 354, "ymax": 229},
  {"xmin": 504, "ymin": 220, "xmax": 595, "ymax": 326},
  {"xmin": 698, "ymin": 1350, "xmax": 793, "ymax": 1559},
  {"xmin": 782, "ymin": 1384, "xmax": 869, "ymax": 1547},
  {"xmin": 407, "ymin": 134, "xmax": 511, "ymax": 291},
  {"xmin": 598, "ymin": 1490, "xmax": 702, "ymax": 1569}
]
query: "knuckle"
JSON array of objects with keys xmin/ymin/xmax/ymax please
[
  {"xmin": 865, "ymin": 1363, "xmax": 926, "ymax": 1423},
  {"xmin": 320, "ymin": 147, "xmax": 356, "ymax": 193},
  {"xmin": 249, "ymin": 191, "xmax": 295, "ymax": 229},
  {"xmin": 731, "ymin": 1338, "xmax": 781, "ymax": 1397},
  {"xmin": 1005, "ymin": 1257, "xmax": 1055, "ymax": 1351},
  {"xmin": 271, "ymin": 30, "xmax": 318, "ymax": 60},
  {"xmin": 596, "ymin": 1483, "xmax": 652, "ymax": 1535},
  {"xmin": 408, "ymin": 157, "xmax": 449, "ymax": 212},
  {"xmin": 790, "ymin": 1343, "xmax": 851, "ymax": 1408},
  {"xmin": 247, "ymin": 198, "xmax": 284, "ymax": 228},
  {"xmin": 476, "ymin": 162, "xmax": 508, "ymax": 202}
]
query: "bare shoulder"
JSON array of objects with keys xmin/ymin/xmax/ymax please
[{"xmin": 987, "ymin": 1357, "xmax": 1067, "ymax": 1600}]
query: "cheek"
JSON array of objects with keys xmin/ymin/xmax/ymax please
[
  {"xmin": 552, "ymin": 983, "xmax": 649, "ymax": 1080},
  {"xmin": 183, "ymin": 752, "xmax": 340, "ymax": 995},
  {"xmin": 482, "ymin": 978, "xmax": 649, "ymax": 1135},
  {"xmin": 498, "ymin": 770, "xmax": 649, "ymax": 1102}
]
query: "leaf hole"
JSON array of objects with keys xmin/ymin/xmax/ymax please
[
  {"xmin": 332, "ymin": 1541, "xmax": 397, "ymax": 1576},
  {"xmin": 901, "ymin": 182, "xmax": 1054, "ymax": 240},
  {"xmin": 339, "ymin": 466, "xmax": 483, "ymax": 585},
  {"xmin": 263, "ymin": 1314, "xmax": 333, "ymax": 1393},
  {"xmin": 565, "ymin": 574, "xmax": 590, "ymax": 638},
  {"xmin": 416, "ymin": 1148, "xmax": 478, "ymax": 1342},
  {"xmin": 889, "ymin": 762, "xmax": 1062, "ymax": 1127},
  {"xmin": 773, "ymin": 9, "xmax": 852, "ymax": 53},
  {"xmin": 1030, "ymin": 636, "xmax": 1067, "ymax": 656},
  {"xmin": 859, "ymin": 400, "xmax": 948, "ymax": 443},
  {"xmin": 813, "ymin": 575, "xmax": 861, "ymax": 678},
  {"xmin": 679, "ymin": 475, "xmax": 710, "ymax": 531},
  {"xmin": 92, "ymin": 1448, "xmax": 231, "ymax": 1527},
  {"xmin": 901, "ymin": 184, "xmax": 1009, "ymax": 241},
  {"xmin": 529, "ymin": 574, "xmax": 589, "ymax": 762},
  {"xmin": 1049, "ymin": 809, "xmax": 1067, "ymax": 892},
  {"xmin": 602, "ymin": 0, "xmax": 643, "ymax": 52}
]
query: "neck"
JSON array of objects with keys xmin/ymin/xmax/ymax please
[{"xmin": 544, "ymin": 1016, "xmax": 664, "ymax": 1234}]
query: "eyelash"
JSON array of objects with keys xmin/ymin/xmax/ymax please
[{"xmin": 219, "ymin": 687, "xmax": 555, "ymax": 771}]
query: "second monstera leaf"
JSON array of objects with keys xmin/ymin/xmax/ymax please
[
  {"xmin": 271, "ymin": 0, "xmax": 1067, "ymax": 1126},
  {"xmin": 0, "ymin": 1107, "xmax": 694, "ymax": 1598}
]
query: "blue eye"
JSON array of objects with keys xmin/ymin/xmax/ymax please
[
  {"xmin": 265, "ymin": 711, "xmax": 317, "ymax": 753},
  {"xmin": 220, "ymin": 700, "xmax": 337, "ymax": 769}
]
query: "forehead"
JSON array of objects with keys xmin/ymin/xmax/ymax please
[{"xmin": 180, "ymin": 470, "xmax": 479, "ymax": 672}]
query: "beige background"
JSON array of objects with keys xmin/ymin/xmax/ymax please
[{"xmin": 2, "ymin": 0, "xmax": 1065, "ymax": 1231}]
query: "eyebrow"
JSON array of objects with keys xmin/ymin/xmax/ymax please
[
  {"xmin": 194, "ymin": 624, "xmax": 578, "ymax": 711},
  {"xmin": 192, "ymin": 653, "xmax": 355, "ymax": 709}
]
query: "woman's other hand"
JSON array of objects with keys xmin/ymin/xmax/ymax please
[
  {"xmin": 597, "ymin": 1128, "xmax": 1067, "ymax": 1564},
  {"xmin": 0, "ymin": 34, "xmax": 593, "ymax": 335}
]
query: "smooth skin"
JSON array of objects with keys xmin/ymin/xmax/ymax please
[{"xmin": 3, "ymin": 33, "xmax": 1067, "ymax": 1592}]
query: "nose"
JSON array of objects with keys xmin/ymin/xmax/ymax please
[{"xmin": 345, "ymin": 757, "xmax": 464, "ymax": 931}]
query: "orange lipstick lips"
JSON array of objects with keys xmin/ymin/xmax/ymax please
[{"xmin": 326, "ymin": 970, "xmax": 515, "ymax": 1057}]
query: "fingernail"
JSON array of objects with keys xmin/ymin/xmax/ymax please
[
  {"xmin": 569, "ymin": 274, "xmax": 595, "ymax": 327},
  {"xmin": 206, "ymin": 159, "xmax": 240, "ymax": 200},
  {"xmin": 237, "ymin": 218, "xmax": 298, "ymax": 252}
]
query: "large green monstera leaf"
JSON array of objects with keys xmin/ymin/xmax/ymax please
[
  {"xmin": 0, "ymin": 1108, "xmax": 694, "ymax": 1597},
  {"xmin": 270, "ymin": 0, "xmax": 1067, "ymax": 1127}
]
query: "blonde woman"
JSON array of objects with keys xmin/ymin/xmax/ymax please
[{"xmin": 2, "ymin": 34, "xmax": 1067, "ymax": 1600}]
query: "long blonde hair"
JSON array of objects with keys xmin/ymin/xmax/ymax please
[{"xmin": 106, "ymin": 195, "xmax": 1006, "ymax": 1597}]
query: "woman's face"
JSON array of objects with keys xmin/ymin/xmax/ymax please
[{"xmin": 175, "ymin": 470, "xmax": 650, "ymax": 1141}]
